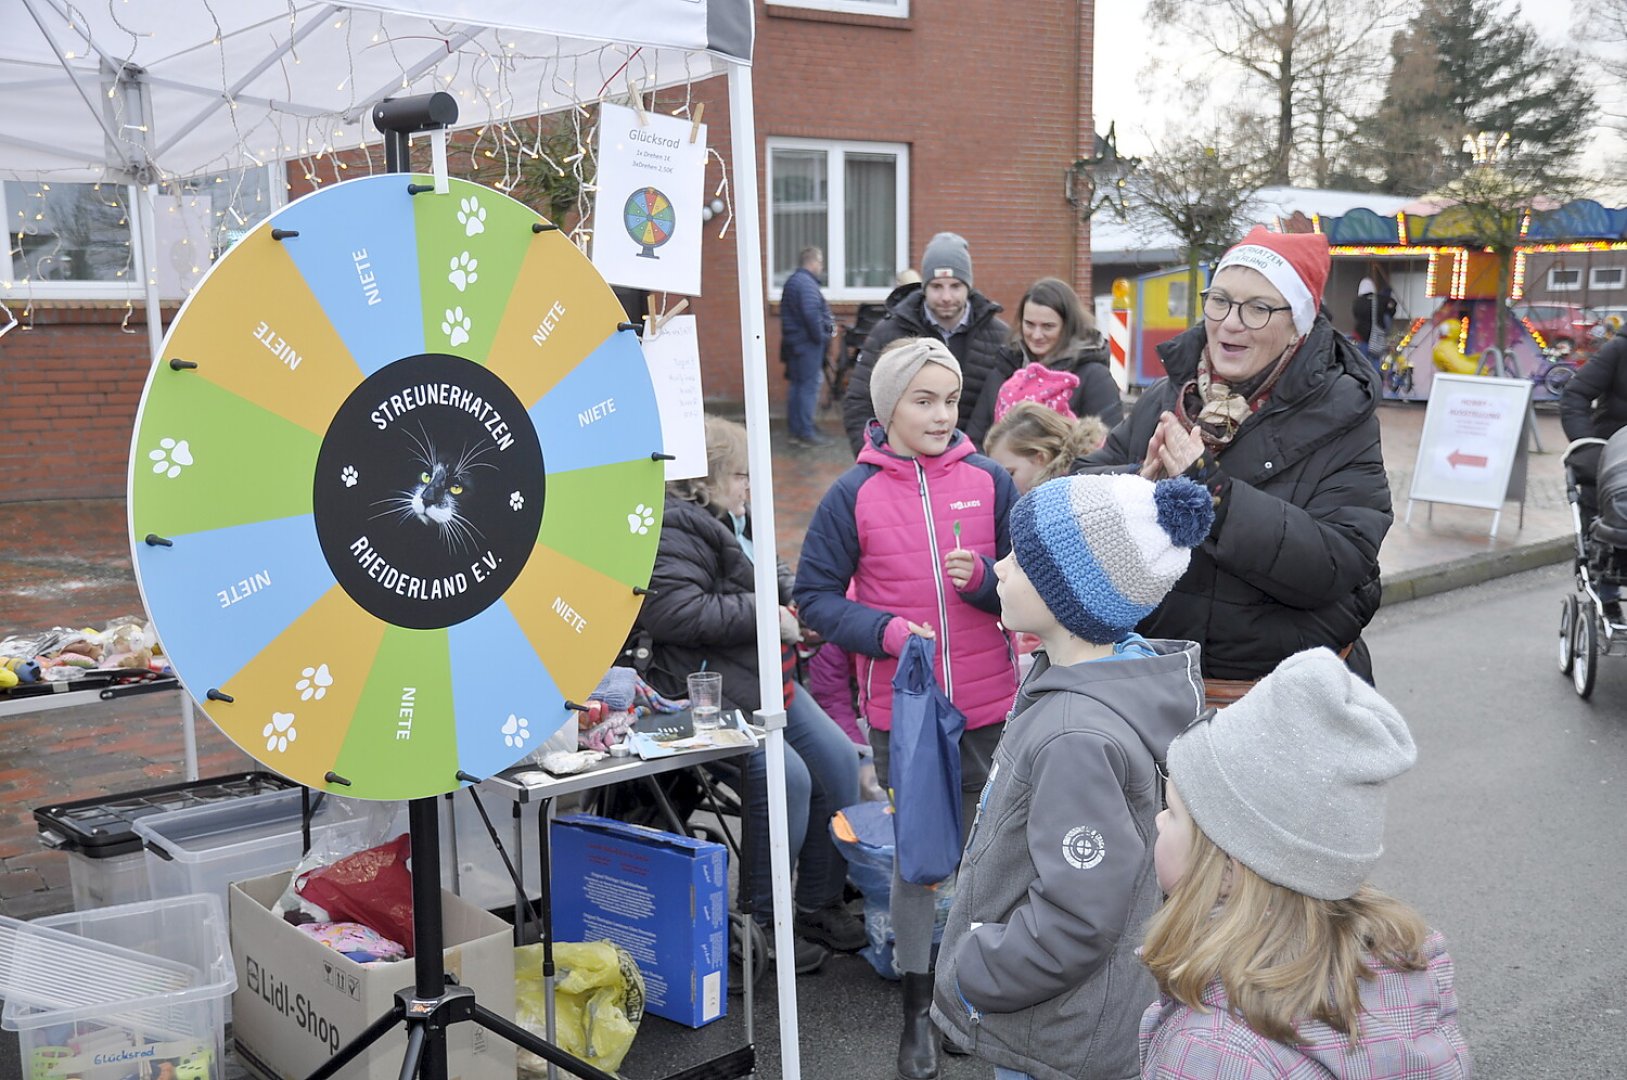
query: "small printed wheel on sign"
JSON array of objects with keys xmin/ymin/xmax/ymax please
[
  {"xmin": 1560, "ymin": 594, "xmax": 1578, "ymax": 675},
  {"xmin": 1573, "ymin": 604, "xmax": 1598, "ymax": 698}
]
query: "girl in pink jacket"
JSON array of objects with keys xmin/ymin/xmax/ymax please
[{"xmin": 795, "ymin": 337, "xmax": 1018, "ymax": 1080}]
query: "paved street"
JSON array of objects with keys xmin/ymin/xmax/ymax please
[{"xmin": 618, "ymin": 563, "xmax": 1627, "ymax": 1079}]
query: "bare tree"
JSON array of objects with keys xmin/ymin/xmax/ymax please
[
  {"xmin": 1124, "ymin": 135, "xmax": 1273, "ymax": 321},
  {"xmin": 1146, "ymin": 0, "xmax": 1402, "ymax": 184}
]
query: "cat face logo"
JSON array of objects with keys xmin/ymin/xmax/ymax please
[{"xmin": 371, "ymin": 426, "xmax": 495, "ymax": 553}]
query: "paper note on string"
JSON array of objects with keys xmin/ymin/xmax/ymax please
[
  {"xmin": 593, "ymin": 102, "xmax": 707, "ymax": 295},
  {"xmin": 641, "ymin": 314, "xmax": 706, "ymax": 479}
]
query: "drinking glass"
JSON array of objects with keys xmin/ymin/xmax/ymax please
[{"xmin": 686, "ymin": 671, "xmax": 724, "ymax": 731}]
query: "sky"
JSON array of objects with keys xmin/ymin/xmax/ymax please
[{"xmin": 1092, "ymin": 0, "xmax": 1622, "ymax": 187}]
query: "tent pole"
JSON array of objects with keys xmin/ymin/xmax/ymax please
[
  {"xmin": 128, "ymin": 183, "xmax": 163, "ymax": 363},
  {"xmin": 727, "ymin": 61, "xmax": 802, "ymax": 1080}
]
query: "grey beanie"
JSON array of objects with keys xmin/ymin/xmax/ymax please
[
  {"xmin": 1166, "ymin": 648, "xmax": 1417, "ymax": 900},
  {"xmin": 869, "ymin": 338, "xmax": 962, "ymax": 432},
  {"xmin": 921, "ymin": 231, "xmax": 973, "ymax": 290}
]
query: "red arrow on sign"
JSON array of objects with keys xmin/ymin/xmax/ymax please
[{"xmin": 1447, "ymin": 449, "xmax": 1488, "ymax": 469}]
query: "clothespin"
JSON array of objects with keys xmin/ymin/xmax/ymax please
[
  {"xmin": 647, "ymin": 298, "xmax": 689, "ymax": 340},
  {"xmin": 629, "ymin": 76, "xmax": 649, "ymax": 126},
  {"xmin": 688, "ymin": 102, "xmax": 706, "ymax": 144}
]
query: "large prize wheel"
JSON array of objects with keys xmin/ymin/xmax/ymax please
[{"xmin": 129, "ymin": 175, "xmax": 665, "ymax": 800}]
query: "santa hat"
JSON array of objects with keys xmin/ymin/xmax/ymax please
[{"xmin": 1214, "ymin": 226, "xmax": 1330, "ymax": 335}]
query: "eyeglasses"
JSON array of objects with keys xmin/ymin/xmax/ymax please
[{"xmin": 1202, "ymin": 290, "xmax": 1292, "ymax": 330}]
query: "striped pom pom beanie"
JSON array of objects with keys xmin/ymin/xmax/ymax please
[{"xmin": 1009, "ymin": 474, "xmax": 1214, "ymax": 644}]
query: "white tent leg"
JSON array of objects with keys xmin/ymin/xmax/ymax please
[
  {"xmin": 129, "ymin": 183, "xmax": 163, "ymax": 362},
  {"xmin": 728, "ymin": 63, "xmax": 802, "ymax": 1080}
]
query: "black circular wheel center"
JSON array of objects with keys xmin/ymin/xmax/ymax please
[{"xmin": 313, "ymin": 353, "xmax": 544, "ymax": 629}]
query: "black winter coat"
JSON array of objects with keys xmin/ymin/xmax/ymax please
[
  {"xmin": 841, "ymin": 284, "xmax": 1008, "ymax": 452},
  {"xmin": 964, "ymin": 334, "xmax": 1125, "ymax": 447},
  {"xmin": 634, "ymin": 495, "xmax": 791, "ymax": 714},
  {"xmin": 1561, "ymin": 333, "xmax": 1627, "ymax": 444},
  {"xmin": 1077, "ymin": 318, "xmax": 1392, "ymax": 681}
]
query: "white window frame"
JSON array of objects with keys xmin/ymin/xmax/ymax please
[
  {"xmin": 2, "ymin": 166, "xmax": 284, "ymax": 303},
  {"xmin": 1590, "ymin": 266, "xmax": 1624, "ymax": 290},
  {"xmin": 771, "ymin": 0, "xmax": 909, "ymax": 17},
  {"xmin": 766, "ymin": 137, "xmax": 910, "ymax": 304},
  {"xmin": 1547, "ymin": 267, "xmax": 1583, "ymax": 292}
]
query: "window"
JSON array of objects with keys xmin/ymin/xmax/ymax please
[
  {"xmin": 767, "ymin": 139, "xmax": 909, "ymax": 302},
  {"xmin": 1591, "ymin": 266, "xmax": 1624, "ymax": 290},
  {"xmin": 771, "ymin": 0, "xmax": 908, "ymax": 17},
  {"xmin": 3, "ymin": 166, "xmax": 279, "ymax": 301},
  {"xmin": 1547, "ymin": 267, "xmax": 1582, "ymax": 292}
]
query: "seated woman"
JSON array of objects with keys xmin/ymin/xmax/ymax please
[{"xmin": 633, "ymin": 415, "xmax": 864, "ymax": 973}]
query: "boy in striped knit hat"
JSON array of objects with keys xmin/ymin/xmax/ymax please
[{"xmin": 931, "ymin": 473, "xmax": 1214, "ymax": 1080}]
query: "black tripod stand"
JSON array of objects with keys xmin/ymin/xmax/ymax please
[
  {"xmin": 305, "ymin": 797, "xmax": 619, "ymax": 1080},
  {"xmin": 303, "ymin": 90, "xmax": 619, "ymax": 1080}
]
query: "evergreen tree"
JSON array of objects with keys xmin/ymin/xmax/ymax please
[{"xmin": 1355, "ymin": 0, "xmax": 1594, "ymax": 192}]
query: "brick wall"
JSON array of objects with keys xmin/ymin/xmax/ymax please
[
  {"xmin": 673, "ymin": 0, "xmax": 1094, "ymax": 406},
  {"xmin": 0, "ymin": 305, "xmax": 169, "ymax": 502}
]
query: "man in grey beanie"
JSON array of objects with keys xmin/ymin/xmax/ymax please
[{"xmin": 841, "ymin": 231, "xmax": 1008, "ymax": 452}]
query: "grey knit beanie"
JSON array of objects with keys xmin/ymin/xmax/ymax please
[
  {"xmin": 921, "ymin": 231, "xmax": 973, "ymax": 290},
  {"xmin": 1166, "ymin": 648, "xmax": 1417, "ymax": 900},
  {"xmin": 869, "ymin": 338, "xmax": 962, "ymax": 432}
]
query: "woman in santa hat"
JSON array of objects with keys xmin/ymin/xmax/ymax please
[{"xmin": 1076, "ymin": 227, "xmax": 1391, "ymax": 701}]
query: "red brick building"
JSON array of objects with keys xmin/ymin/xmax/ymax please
[{"xmin": 1, "ymin": 0, "xmax": 1094, "ymax": 502}]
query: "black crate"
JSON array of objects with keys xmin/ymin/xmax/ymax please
[{"xmin": 35, "ymin": 771, "xmax": 296, "ymax": 859}]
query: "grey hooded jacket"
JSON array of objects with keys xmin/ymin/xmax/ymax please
[{"xmin": 931, "ymin": 639, "xmax": 1204, "ymax": 1080}]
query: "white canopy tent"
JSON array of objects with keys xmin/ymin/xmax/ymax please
[{"xmin": 0, "ymin": 2, "xmax": 804, "ymax": 1075}]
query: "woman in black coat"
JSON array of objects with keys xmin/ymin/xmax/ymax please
[
  {"xmin": 634, "ymin": 416, "xmax": 864, "ymax": 971},
  {"xmin": 1076, "ymin": 229, "xmax": 1392, "ymax": 693},
  {"xmin": 965, "ymin": 277, "xmax": 1124, "ymax": 447}
]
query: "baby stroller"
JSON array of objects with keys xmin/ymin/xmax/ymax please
[{"xmin": 1559, "ymin": 429, "xmax": 1627, "ymax": 697}]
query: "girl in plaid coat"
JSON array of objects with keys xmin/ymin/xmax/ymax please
[{"xmin": 1139, "ymin": 649, "xmax": 1472, "ymax": 1079}]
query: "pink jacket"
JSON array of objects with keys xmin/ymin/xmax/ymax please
[{"xmin": 794, "ymin": 423, "xmax": 1019, "ymax": 731}]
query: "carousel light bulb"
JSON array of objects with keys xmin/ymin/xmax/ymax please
[{"xmin": 710, "ymin": 198, "xmax": 724, "ymax": 214}]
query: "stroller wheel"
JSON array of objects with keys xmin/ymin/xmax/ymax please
[
  {"xmin": 1560, "ymin": 595, "xmax": 1578, "ymax": 675},
  {"xmin": 1573, "ymin": 605, "xmax": 1599, "ymax": 699}
]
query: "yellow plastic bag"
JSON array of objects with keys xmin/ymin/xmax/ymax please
[{"xmin": 514, "ymin": 940, "xmax": 646, "ymax": 1078}]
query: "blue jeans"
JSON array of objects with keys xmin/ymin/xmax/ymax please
[
  {"xmin": 787, "ymin": 368, "xmax": 822, "ymax": 439},
  {"xmin": 743, "ymin": 683, "xmax": 860, "ymax": 920},
  {"xmin": 994, "ymin": 1069, "xmax": 1036, "ymax": 1080}
]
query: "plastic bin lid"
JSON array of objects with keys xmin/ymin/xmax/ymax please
[
  {"xmin": 0, "ymin": 894, "xmax": 231, "ymax": 1029},
  {"xmin": 34, "ymin": 771, "xmax": 295, "ymax": 858},
  {"xmin": 130, "ymin": 786, "xmax": 351, "ymax": 864}
]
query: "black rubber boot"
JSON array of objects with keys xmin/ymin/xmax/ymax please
[{"xmin": 897, "ymin": 971, "xmax": 941, "ymax": 1080}]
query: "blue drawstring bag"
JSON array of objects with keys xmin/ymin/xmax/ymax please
[{"xmin": 888, "ymin": 634, "xmax": 967, "ymax": 885}]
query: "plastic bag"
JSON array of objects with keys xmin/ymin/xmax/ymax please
[
  {"xmin": 889, "ymin": 635, "xmax": 967, "ymax": 885},
  {"xmin": 295, "ymin": 833, "xmax": 416, "ymax": 953},
  {"xmin": 831, "ymin": 801, "xmax": 954, "ymax": 980},
  {"xmin": 515, "ymin": 940, "xmax": 645, "ymax": 1078}
]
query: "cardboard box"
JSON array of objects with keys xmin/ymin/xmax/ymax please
[
  {"xmin": 229, "ymin": 871, "xmax": 517, "ymax": 1080},
  {"xmin": 550, "ymin": 813, "xmax": 728, "ymax": 1027}
]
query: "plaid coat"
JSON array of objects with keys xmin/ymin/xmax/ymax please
[{"xmin": 1139, "ymin": 931, "xmax": 1472, "ymax": 1078}]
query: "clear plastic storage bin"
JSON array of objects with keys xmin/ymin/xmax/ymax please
[
  {"xmin": 0, "ymin": 893, "xmax": 235, "ymax": 1080},
  {"xmin": 132, "ymin": 788, "xmax": 397, "ymax": 914}
]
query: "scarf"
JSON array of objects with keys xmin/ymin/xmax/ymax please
[{"xmin": 1176, "ymin": 338, "xmax": 1301, "ymax": 452}]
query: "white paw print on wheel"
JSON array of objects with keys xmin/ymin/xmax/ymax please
[
  {"xmin": 509, "ymin": 491, "xmax": 524, "ymax": 511},
  {"xmin": 341, "ymin": 465, "xmax": 358, "ymax": 488},
  {"xmin": 263, "ymin": 712, "xmax": 297, "ymax": 753},
  {"xmin": 457, "ymin": 196, "xmax": 486, "ymax": 237},
  {"xmin": 502, "ymin": 713, "xmax": 530, "ymax": 749},
  {"xmin": 296, "ymin": 663, "xmax": 333, "ymax": 702},
  {"xmin": 627, "ymin": 504, "xmax": 655, "ymax": 535},
  {"xmin": 441, "ymin": 306, "xmax": 472, "ymax": 347},
  {"xmin": 148, "ymin": 437, "xmax": 194, "ymax": 479},
  {"xmin": 448, "ymin": 252, "xmax": 479, "ymax": 291}
]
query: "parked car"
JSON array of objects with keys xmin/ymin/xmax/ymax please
[{"xmin": 1512, "ymin": 302, "xmax": 1601, "ymax": 354}]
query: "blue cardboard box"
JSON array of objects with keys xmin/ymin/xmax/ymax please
[{"xmin": 550, "ymin": 813, "xmax": 729, "ymax": 1027}]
